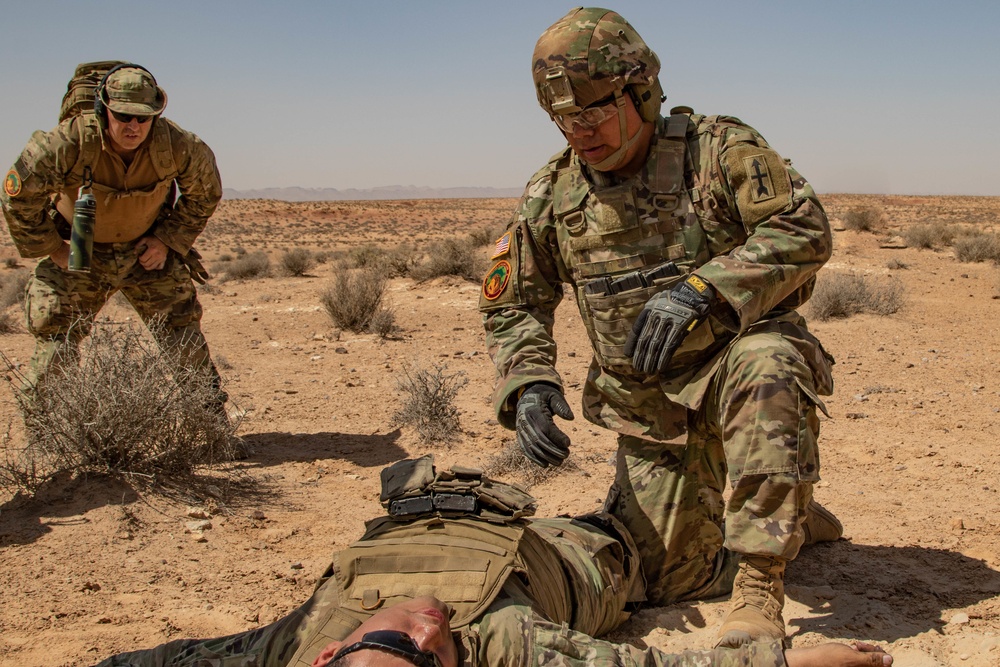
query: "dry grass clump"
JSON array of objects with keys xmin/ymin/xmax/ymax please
[
  {"xmin": 219, "ymin": 251, "xmax": 271, "ymax": 282},
  {"xmin": 0, "ymin": 321, "xmax": 241, "ymax": 497},
  {"xmin": 903, "ymin": 223, "xmax": 954, "ymax": 249},
  {"xmin": 320, "ymin": 264, "xmax": 392, "ymax": 333},
  {"xmin": 481, "ymin": 438, "xmax": 577, "ymax": 489},
  {"xmin": 392, "ymin": 363, "xmax": 467, "ymax": 444},
  {"xmin": 843, "ymin": 206, "xmax": 886, "ymax": 233},
  {"xmin": 953, "ymin": 233, "xmax": 1000, "ymax": 263},
  {"xmin": 410, "ymin": 236, "xmax": 487, "ymax": 283},
  {"xmin": 349, "ymin": 244, "xmax": 414, "ymax": 278},
  {"xmin": 279, "ymin": 248, "xmax": 316, "ymax": 277},
  {"xmin": 468, "ymin": 221, "xmax": 509, "ymax": 247},
  {"xmin": 0, "ymin": 268, "xmax": 30, "ymax": 309},
  {"xmin": 0, "ymin": 310, "xmax": 19, "ymax": 335},
  {"xmin": 809, "ymin": 272, "xmax": 905, "ymax": 321}
]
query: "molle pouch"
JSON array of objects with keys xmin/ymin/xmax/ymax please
[{"xmin": 380, "ymin": 455, "xmax": 436, "ymax": 504}]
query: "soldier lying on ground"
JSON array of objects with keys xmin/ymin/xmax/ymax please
[{"xmin": 96, "ymin": 458, "xmax": 890, "ymax": 667}]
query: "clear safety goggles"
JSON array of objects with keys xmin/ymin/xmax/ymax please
[{"xmin": 552, "ymin": 97, "xmax": 620, "ymax": 134}]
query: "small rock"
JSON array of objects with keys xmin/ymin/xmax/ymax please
[
  {"xmin": 187, "ymin": 508, "xmax": 211, "ymax": 520},
  {"xmin": 251, "ymin": 510, "xmax": 266, "ymax": 521},
  {"xmin": 949, "ymin": 612, "xmax": 970, "ymax": 625},
  {"xmin": 335, "ymin": 347, "xmax": 348, "ymax": 354},
  {"xmin": 96, "ymin": 617, "xmax": 112, "ymax": 624},
  {"xmin": 950, "ymin": 518, "xmax": 965, "ymax": 531},
  {"xmin": 186, "ymin": 520, "xmax": 213, "ymax": 532},
  {"xmin": 290, "ymin": 562, "xmax": 304, "ymax": 570}
]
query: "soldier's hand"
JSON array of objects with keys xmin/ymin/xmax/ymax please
[
  {"xmin": 49, "ymin": 241, "xmax": 70, "ymax": 270},
  {"xmin": 515, "ymin": 383, "xmax": 574, "ymax": 468},
  {"xmin": 137, "ymin": 235, "xmax": 168, "ymax": 271},
  {"xmin": 625, "ymin": 275, "xmax": 715, "ymax": 375}
]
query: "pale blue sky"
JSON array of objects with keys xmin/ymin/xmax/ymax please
[{"xmin": 2, "ymin": 1, "xmax": 998, "ymax": 195}]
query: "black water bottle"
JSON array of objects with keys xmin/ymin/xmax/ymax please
[{"xmin": 68, "ymin": 188, "xmax": 95, "ymax": 273}]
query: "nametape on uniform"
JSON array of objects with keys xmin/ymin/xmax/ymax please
[
  {"xmin": 491, "ymin": 232, "xmax": 511, "ymax": 259},
  {"xmin": 482, "ymin": 260, "xmax": 512, "ymax": 301}
]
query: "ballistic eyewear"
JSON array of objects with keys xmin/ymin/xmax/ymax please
[
  {"xmin": 328, "ymin": 630, "xmax": 442, "ymax": 667},
  {"xmin": 110, "ymin": 110, "xmax": 155, "ymax": 124},
  {"xmin": 553, "ymin": 96, "xmax": 620, "ymax": 134}
]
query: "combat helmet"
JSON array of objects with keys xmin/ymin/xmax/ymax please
[{"xmin": 532, "ymin": 7, "xmax": 663, "ymax": 170}]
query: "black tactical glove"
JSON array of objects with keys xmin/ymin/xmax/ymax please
[
  {"xmin": 624, "ymin": 275, "xmax": 716, "ymax": 375},
  {"xmin": 515, "ymin": 383, "xmax": 575, "ymax": 468}
]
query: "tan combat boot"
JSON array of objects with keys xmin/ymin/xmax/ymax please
[
  {"xmin": 716, "ymin": 555, "xmax": 786, "ymax": 647},
  {"xmin": 802, "ymin": 499, "xmax": 844, "ymax": 545}
]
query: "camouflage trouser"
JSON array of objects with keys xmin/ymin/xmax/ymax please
[
  {"xmin": 22, "ymin": 242, "xmax": 224, "ymax": 403},
  {"xmin": 93, "ymin": 603, "xmax": 308, "ymax": 667},
  {"xmin": 604, "ymin": 328, "xmax": 822, "ymax": 606}
]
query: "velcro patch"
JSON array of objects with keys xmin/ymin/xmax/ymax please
[
  {"xmin": 3, "ymin": 169, "xmax": 22, "ymax": 197},
  {"xmin": 491, "ymin": 231, "xmax": 511, "ymax": 259},
  {"xmin": 722, "ymin": 144, "xmax": 793, "ymax": 229},
  {"xmin": 482, "ymin": 260, "xmax": 511, "ymax": 301},
  {"xmin": 742, "ymin": 154, "xmax": 775, "ymax": 203}
]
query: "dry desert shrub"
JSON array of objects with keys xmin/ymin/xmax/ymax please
[
  {"xmin": 279, "ymin": 247, "xmax": 316, "ymax": 277},
  {"xmin": 0, "ymin": 268, "xmax": 30, "ymax": 309},
  {"xmin": 468, "ymin": 221, "xmax": 509, "ymax": 247},
  {"xmin": 220, "ymin": 251, "xmax": 271, "ymax": 282},
  {"xmin": 953, "ymin": 232, "xmax": 1000, "ymax": 263},
  {"xmin": 410, "ymin": 236, "xmax": 486, "ymax": 283},
  {"xmin": 320, "ymin": 264, "xmax": 390, "ymax": 333},
  {"xmin": 367, "ymin": 305, "xmax": 398, "ymax": 339},
  {"xmin": 0, "ymin": 310, "xmax": 19, "ymax": 335},
  {"xmin": 809, "ymin": 272, "xmax": 905, "ymax": 321},
  {"xmin": 903, "ymin": 223, "xmax": 954, "ymax": 249},
  {"xmin": 0, "ymin": 320, "xmax": 241, "ymax": 497},
  {"xmin": 392, "ymin": 363, "xmax": 468, "ymax": 444},
  {"xmin": 843, "ymin": 206, "xmax": 886, "ymax": 233},
  {"xmin": 481, "ymin": 438, "xmax": 577, "ymax": 489},
  {"xmin": 349, "ymin": 243, "xmax": 414, "ymax": 278}
]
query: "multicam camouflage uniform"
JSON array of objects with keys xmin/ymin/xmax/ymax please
[
  {"xmin": 94, "ymin": 465, "xmax": 787, "ymax": 667},
  {"xmin": 1, "ymin": 100, "xmax": 224, "ymax": 394},
  {"xmin": 479, "ymin": 109, "xmax": 834, "ymax": 605}
]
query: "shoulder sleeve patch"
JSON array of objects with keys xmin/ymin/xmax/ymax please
[
  {"xmin": 479, "ymin": 228, "xmax": 523, "ymax": 311},
  {"xmin": 3, "ymin": 169, "xmax": 22, "ymax": 197},
  {"xmin": 721, "ymin": 144, "xmax": 793, "ymax": 229}
]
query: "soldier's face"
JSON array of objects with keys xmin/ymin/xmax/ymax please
[
  {"xmin": 106, "ymin": 113, "xmax": 154, "ymax": 155},
  {"xmin": 310, "ymin": 596, "xmax": 458, "ymax": 667},
  {"xmin": 560, "ymin": 94, "xmax": 650, "ymax": 173}
]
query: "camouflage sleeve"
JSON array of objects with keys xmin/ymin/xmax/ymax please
[
  {"xmin": 1, "ymin": 119, "xmax": 82, "ymax": 258},
  {"xmin": 151, "ymin": 121, "xmax": 222, "ymax": 255},
  {"xmin": 693, "ymin": 121, "xmax": 831, "ymax": 332},
  {"xmin": 479, "ymin": 173, "xmax": 568, "ymax": 429},
  {"xmin": 90, "ymin": 602, "xmax": 306, "ymax": 667},
  {"xmin": 532, "ymin": 622, "xmax": 787, "ymax": 667},
  {"xmin": 472, "ymin": 603, "xmax": 786, "ymax": 667}
]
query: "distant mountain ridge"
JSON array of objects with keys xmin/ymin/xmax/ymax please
[{"xmin": 222, "ymin": 185, "xmax": 523, "ymax": 201}]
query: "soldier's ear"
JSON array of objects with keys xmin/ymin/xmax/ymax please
[{"xmin": 310, "ymin": 640, "xmax": 344, "ymax": 667}]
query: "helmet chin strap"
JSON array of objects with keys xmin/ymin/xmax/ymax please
[{"xmin": 591, "ymin": 91, "xmax": 643, "ymax": 172}]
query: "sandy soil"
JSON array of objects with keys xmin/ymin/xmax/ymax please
[{"xmin": 1, "ymin": 194, "xmax": 999, "ymax": 666}]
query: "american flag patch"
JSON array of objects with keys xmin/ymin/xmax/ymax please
[{"xmin": 491, "ymin": 232, "xmax": 511, "ymax": 259}]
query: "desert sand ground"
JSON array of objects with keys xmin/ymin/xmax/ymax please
[{"xmin": 1, "ymin": 194, "xmax": 999, "ymax": 666}]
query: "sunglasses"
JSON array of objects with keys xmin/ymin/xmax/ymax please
[
  {"xmin": 110, "ymin": 110, "xmax": 154, "ymax": 124},
  {"xmin": 328, "ymin": 630, "xmax": 442, "ymax": 667}
]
